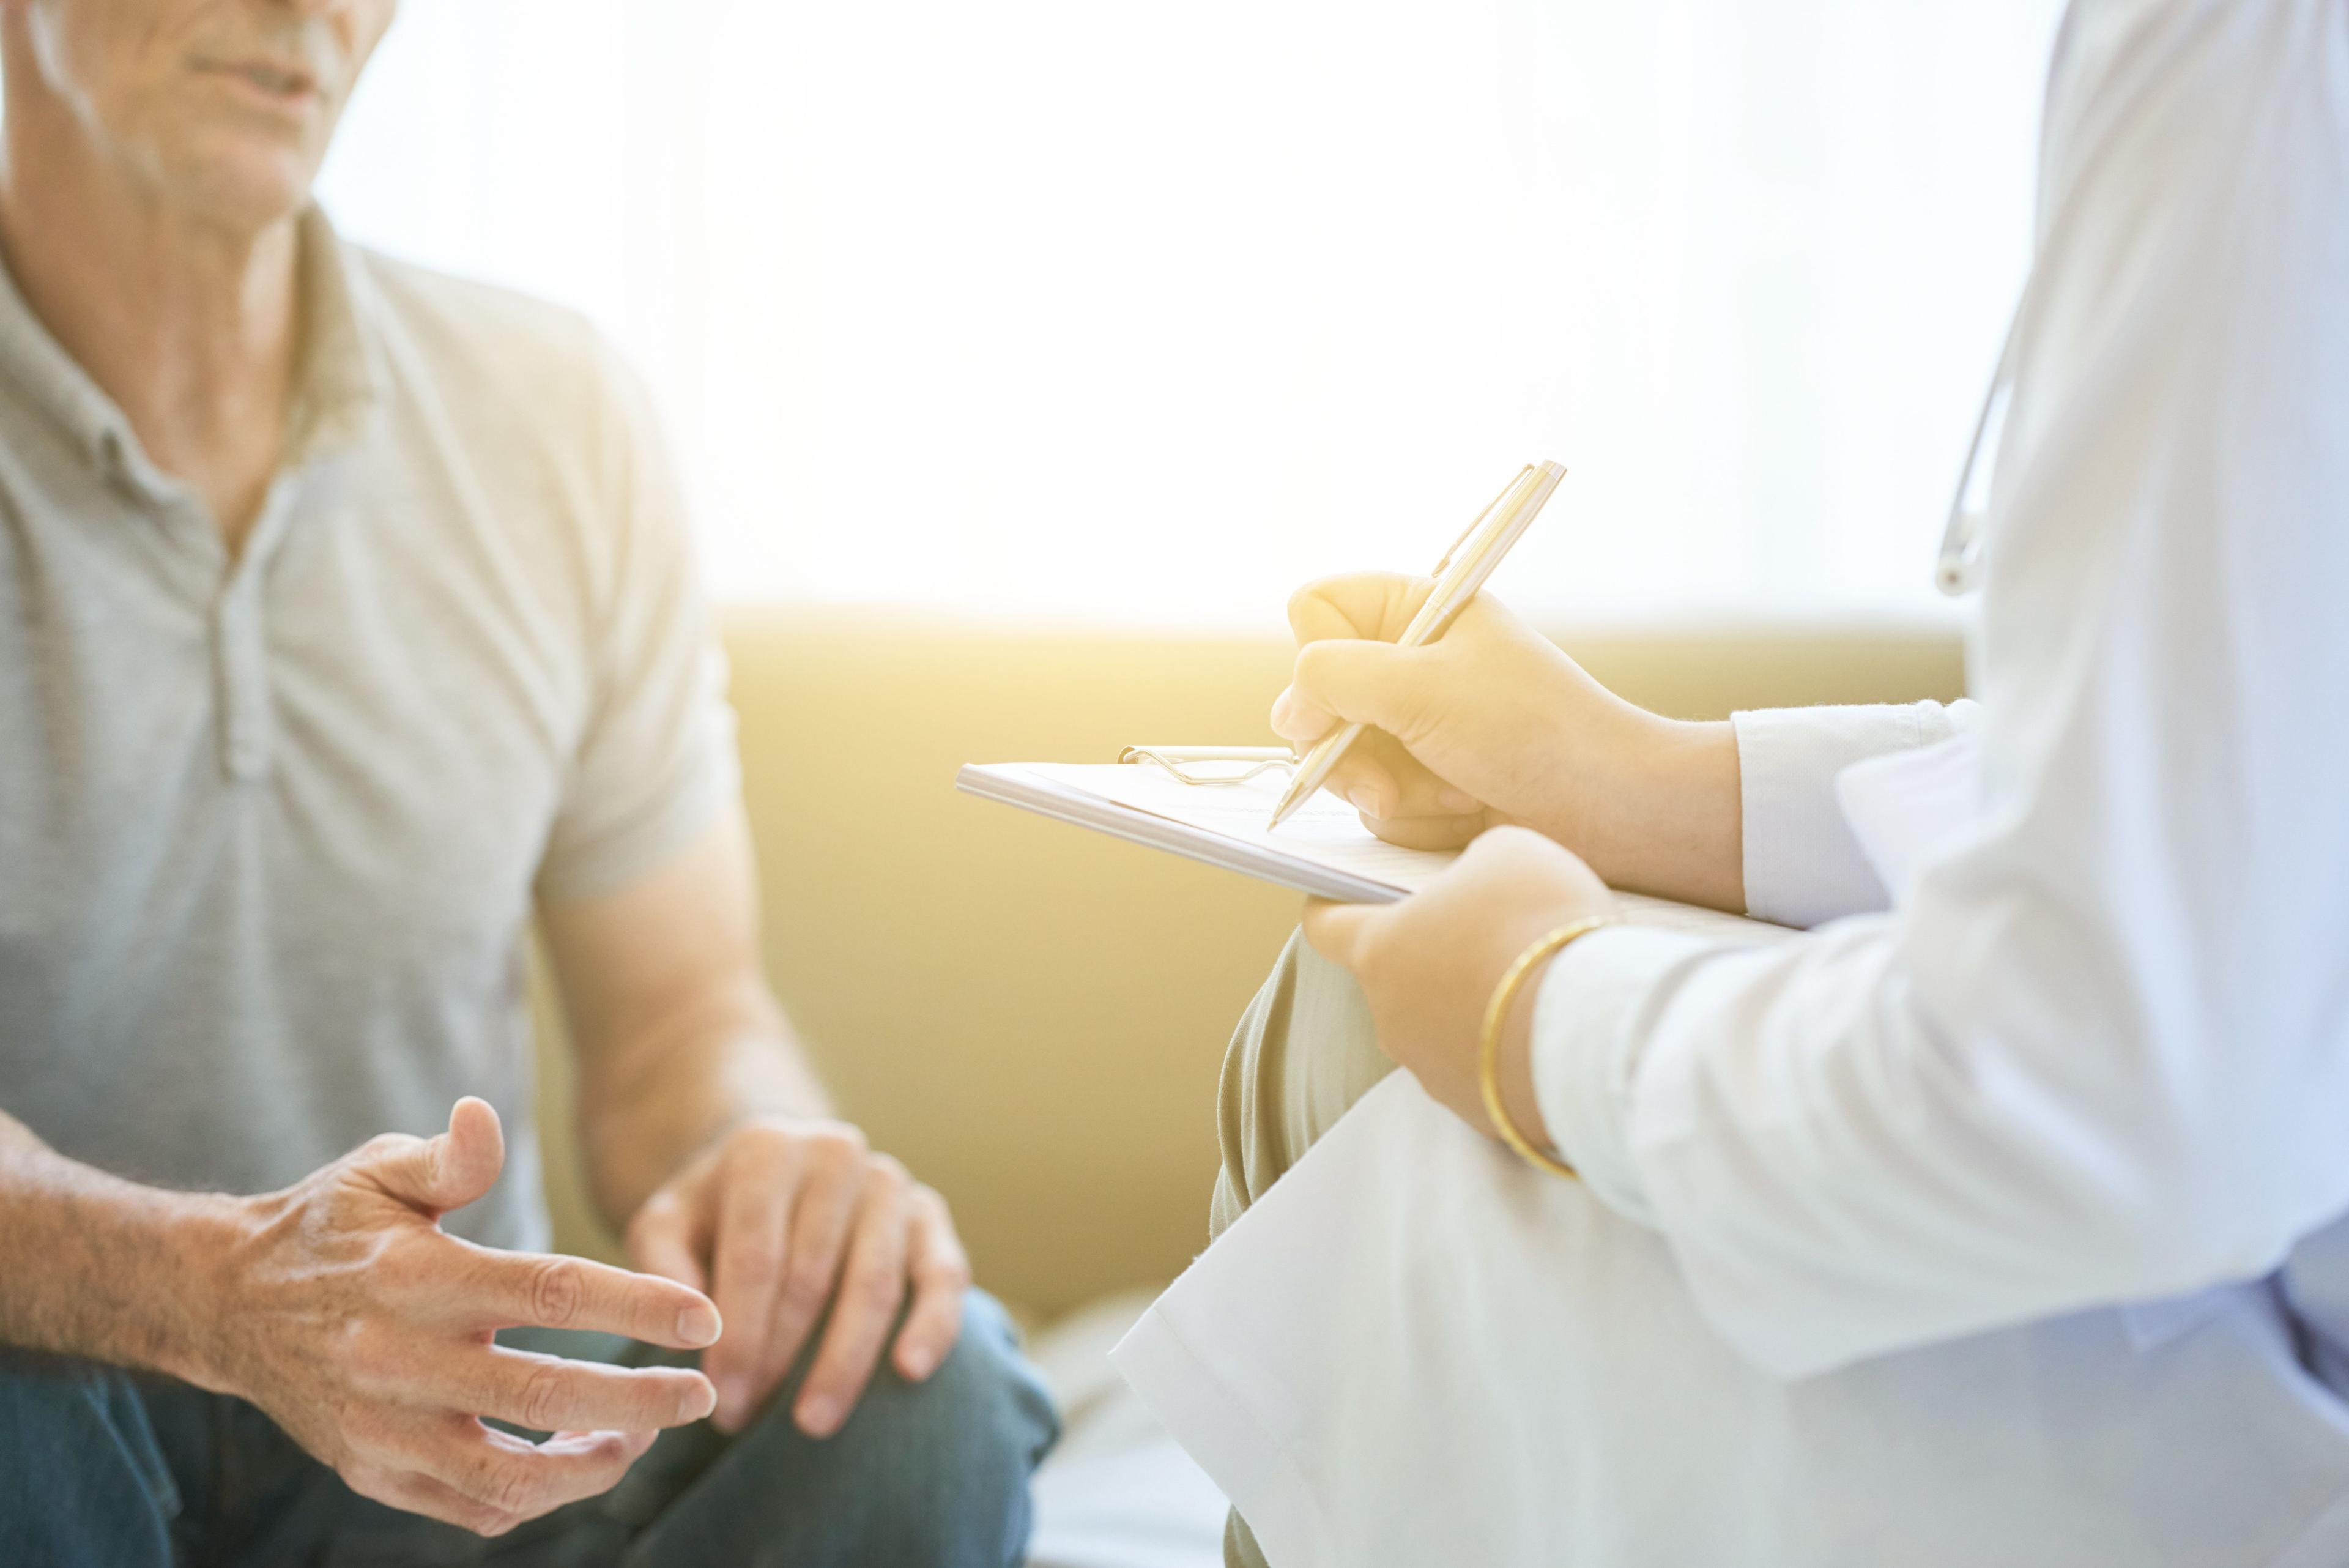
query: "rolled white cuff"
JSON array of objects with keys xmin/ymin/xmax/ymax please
[
  {"xmin": 1732, "ymin": 703, "xmax": 1963, "ymax": 928},
  {"xmin": 1529, "ymin": 923, "xmax": 1720, "ymax": 1228}
]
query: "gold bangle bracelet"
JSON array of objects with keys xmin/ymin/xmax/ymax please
[{"xmin": 1478, "ymin": 917, "xmax": 1614, "ymax": 1180}]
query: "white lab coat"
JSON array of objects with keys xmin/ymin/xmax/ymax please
[
  {"xmin": 1115, "ymin": 1, "xmax": 2349, "ymax": 1561},
  {"xmin": 1532, "ymin": 0, "xmax": 2349, "ymax": 1384}
]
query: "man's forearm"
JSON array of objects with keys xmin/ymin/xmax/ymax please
[
  {"xmin": 0, "ymin": 1109, "xmax": 234, "ymax": 1382},
  {"xmin": 579, "ymin": 1009, "xmax": 831, "ymax": 1233}
]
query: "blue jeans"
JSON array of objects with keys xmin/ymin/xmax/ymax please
[{"xmin": 0, "ymin": 1291, "xmax": 1056, "ymax": 1567}]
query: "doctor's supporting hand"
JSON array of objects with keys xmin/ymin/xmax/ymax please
[
  {"xmin": 1269, "ymin": 572, "xmax": 1743, "ymax": 912},
  {"xmin": 1303, "ymin": 827, "xmax": 1617, "ymax": 1148}
]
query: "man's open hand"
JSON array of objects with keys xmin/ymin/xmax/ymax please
[
  {"xmin": 622, "ymin": 1117, "xmax": 970, "ymax": 1438},
  {"xmin": 197, "ymin": 1099, "xmax": 723, "ymax": 1537}
]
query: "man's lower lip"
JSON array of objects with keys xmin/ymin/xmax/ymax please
[{"xmin": 198, "ymin": 65, "xmax": 322, "ymax": 110}]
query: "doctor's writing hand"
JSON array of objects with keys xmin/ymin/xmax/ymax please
[
  {"xmin": 198, "ymin": 1099, "xmax": 723, "ymax": 1537},
  {"xmin": 1304, "ymin": 827, "xmax": 1616, "ymax": 1149},
  {"xmin": 1270, "ymin": 573, "xmax": 1659, "ymax": 849},
  {"xmin": 624, "ymin": 1117, "xmax": 969, "ymax": 1440},
  {"xmin": 1270, "ymin": 572, "xmax": 1744, "ymax": 910}
]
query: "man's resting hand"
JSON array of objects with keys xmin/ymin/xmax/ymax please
[
  {"xmin": 191, "ymin": 1099, "xmax": 722, "ymax": 1537},
  {"xmin": 623, "ymin": 1116, "xmax": 972, "ymax": 1439}
]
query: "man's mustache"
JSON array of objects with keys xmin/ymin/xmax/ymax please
[{"xmin": 191, "ymin": 23, "xmax": 357, "ymax": 97}]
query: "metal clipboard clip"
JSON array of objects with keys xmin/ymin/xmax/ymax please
[{"xmin": 1118, "ymin": 746, "xmax": 1297, "ymax": 787}]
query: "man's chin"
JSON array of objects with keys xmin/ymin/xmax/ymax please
[{"xmin": 164, "ymin": 139, "xmax": 325, "ymax": 235}]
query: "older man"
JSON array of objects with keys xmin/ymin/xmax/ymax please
[{"xmin": 0, "ymin": 1, "xmax": 1053, "ymax": 1562}]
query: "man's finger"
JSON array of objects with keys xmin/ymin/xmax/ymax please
[
  {"xmin": 361, "ymin": 1098, "xmax": 505, "ymax": 1216},
  {"xmin": 415, "ymin": 1346, "xmax": 714, "ymax": 1436},
  {"xmin": 625, "ymin": 1187, "xmax": 710, "ymax": 1295},
  {"xmin": 456, "ymin": 1246, "xmax": 721, "ymax": 1349},
  {"xmin": 791, "ymin": 1162, "xmax": 913, "ymax": 1437},
  {"xmin": 705, "ymin": 1131, "xmax": 801, "ymax": 1430},
  {"xmin": 891, "ymin": 1188, "xmax": 971, "ymax": 1383},
  {"xmin": 415, "ymin": 1418, "xmax": 644, "ymax": 1525},
  {"xmin": 362, "ymin": 1467, "xmax": 519, "ymax": 1539},
  {"xmin": 754, "ymin": 1143, "xmax": 865, "ymax": 1416}
]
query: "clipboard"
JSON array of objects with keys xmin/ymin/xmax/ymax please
[
  {"xmin": 956, "ymin": 749, "xmax": 1776, "ymax": 938},
  {"xmin": 957, "ymin": 748, "xmax": 1414, "ymax": 904}
]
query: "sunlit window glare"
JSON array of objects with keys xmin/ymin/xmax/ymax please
[{"xmin": 319, "ymin": 0, "xmax": 2063, "ymax": 629}]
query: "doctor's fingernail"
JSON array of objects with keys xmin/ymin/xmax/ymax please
[
  {"xmin": 714, "ymin": 1376, "xmax": 748, "ymax": 1428},
  {"xmin": 796, "ymin": 1395, "xmax": 842, "ymax": 1437},
  {"xmin": 1348, "ymin": 787, "xmax": 1381, "ymax": 816}
]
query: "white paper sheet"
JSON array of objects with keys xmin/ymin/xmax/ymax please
[
  {"xmin": 1014, "ymin": 761, "xmax": 1459, "ymax": 894},
  {"xmin": 979, "ymin": 761, "xmax": 1767, "ymax": 936}
]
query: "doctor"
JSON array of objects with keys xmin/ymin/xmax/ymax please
[{"xmin": 1210, "ymin": 1, "xmax": 2349, "ymax": 1562}]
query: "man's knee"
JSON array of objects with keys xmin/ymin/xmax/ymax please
[
  {"xmin": 639, "ymin": 1291, "xmax": 1056, "ymax": 1568},
  {"xmin": 0, "ymin": 1361, "xmax": 178, "ymax": 1568},
  {"xmin": 1212, "ymin": 927, "xmax": 1393, "ymax": 1233},
  {"xmin": 825, "ymin": 1290, "xmax": 1055, "ymax": 1559},
  {"xmin": 876, "ymin": 1289, "xmax": 1059, "ymax": 1490}
]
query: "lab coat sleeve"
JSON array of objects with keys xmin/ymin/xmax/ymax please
[
  {"xmin": 1733, "ymin": 702, "xmax": 1981, "ymax": 929},
  {"xmin": 1532, "ymin": 0, "xmax": 2349, "ymax": 1376}
]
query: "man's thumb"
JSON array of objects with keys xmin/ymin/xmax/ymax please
[
  {"xmin": 1291, "ymin": 637, "xmax": 1426, "ymax": 737},
  {"xmin": 367, "ymin": 1097, "xmax": 506, "ymax": 1216}
]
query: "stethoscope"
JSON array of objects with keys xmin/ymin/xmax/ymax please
[{"xmin": 1934, "ymin": 301, "xmax": 2025, "ymax": 598}]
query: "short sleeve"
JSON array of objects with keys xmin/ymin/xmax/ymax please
[{"xmin": 534, "ymin": 340, "xmax": 739, "ymax": 903}]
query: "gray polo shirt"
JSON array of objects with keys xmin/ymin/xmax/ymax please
[{"xmin": 0, "ymin": 209, "xmax": 736, "ymax": 1250}]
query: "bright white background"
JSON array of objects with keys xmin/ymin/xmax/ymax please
[{"xmin": 318, "ymin": 0, "xmax": 2065, "ymax": 629}]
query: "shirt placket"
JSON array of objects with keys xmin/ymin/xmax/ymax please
[{"xmin": 209, "ymin": 474, "xmax": 302, "ymax": 785}]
